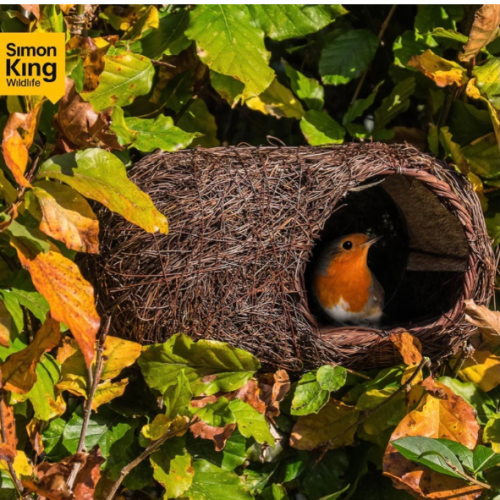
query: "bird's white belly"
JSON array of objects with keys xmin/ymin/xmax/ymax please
[{"xmin": 324, "ymin": 296, "xmax": 382, "ymax": 325}]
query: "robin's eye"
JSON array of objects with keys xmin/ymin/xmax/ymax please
[{"xmin": 343, "ymin": 241, "xmax": 353, "ymax": 250}]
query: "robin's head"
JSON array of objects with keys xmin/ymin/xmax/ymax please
[{"xmin": 315, "ymin": 233, "xmax": 382, "ymax": 274}]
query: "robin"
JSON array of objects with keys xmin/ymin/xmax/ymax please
[{"xmin": 313, "ymin": 233, "xmax": 384, "ymax": 326}]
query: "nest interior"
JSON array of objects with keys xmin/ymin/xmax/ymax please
[{"xmin": 88, "ymin": 144, "xmax": 495, "ymax": 370}]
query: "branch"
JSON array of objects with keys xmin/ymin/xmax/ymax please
[
  {"xmin": 104, "ymin": 422, "xmax": 193, "ymax": 500},
  {"xmin": 317, "ymin": 356, "xmax": 429, "ymax": 463},
  {"xmin": 0, "ymin": 391, "xmax": 23, "ymax": 494},
  {"xmin": 444, "ymin": 458, "xmax": 491, "ymax": 490},
  {"xmin": 66, "ymin": 317, "xmax": 111, "ymax": 491},
  {"xmin": 350, "ymin": 5, "xmax": 397, "ymax": 105}
]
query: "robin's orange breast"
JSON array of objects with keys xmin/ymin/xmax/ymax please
[{"xmin": 314, "ymin": 254, "xmax": 373, "ymax": 313}]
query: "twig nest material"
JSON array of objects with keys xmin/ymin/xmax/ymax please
[{"xmin": 87, "ymin": 144, "xmax": 495, "ymax": 370}]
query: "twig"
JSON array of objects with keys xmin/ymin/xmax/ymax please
[
  {"xmin": 104, "ymin": 422, "xmax": 193, "ymax": 500},
  {"xmin": 350, "ymin": 5, "xmax": 397, "ymax": 105},
  {"xmin": 66, "ymin": 317, "xmax": 111, "ymax": 491},
  {"xmin": 317, "ymin": 356, "xmax": 429, "ymax": 463},
  {"xmin": 151, "ymin": 59, "xmax": 176, "ymax": 68},
  {"xmin": 443, "ymin": 458, "xmax": 491, "ymax": 490},
  {"xmin": 0, "ymin": 391, "xmax": 24, "ymax": 494},
  {"xmin": 450, "ymin": 342, "xmax": 468, "ymax": 377},
  {"xmin": 328, "ymin": 362, "xmax": 371, "ymax": 381}
]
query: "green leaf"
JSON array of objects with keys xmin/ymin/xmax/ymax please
[
  {"xmin": 300, "ymin": 110, "xmax": 345, "ymax": 146},
  {"xmin": 393, "ymin": 30, "xmax": 436, "ymax": 68},
  {"xmin": 151, "ymin": 436, "xmax": 194, "ymax": 499},
  {"xmin": 138, "ymin": 333, "xmax": 260, "ymax": 397},
  {"xmin": 5, "ymin": 219, "xmax": 51, "ymax": 255},
  {"xmin": 261, "ymin": 484, "xmax": 289, "ymax": 500},
  {"xmin": 373, "ymin": 77, "xmax": 415, "ymax": 132},
  {"xmin": 185, "ymin": 5, "xmax": 275, "ymax": 99},
  {"xmin": 343, "ymin": 82, "xmax": 382, "ymax": 125},
  {"xmin": 291, "ymin": 371, "xmax": 329, "ymax": 416},
  {"xmin": 110, "ymin": 107, "xmax": 198, "ymax": 152},
  {"xmin": 210, "ymin": 71, "xmax": 245, "ymax": 107},
  {"xmin": 246, "ymin": 78, "xmax": 305, "ymax": 119},
  {"xmin": 176, "ymin": 99, "xmax": 220, "ymax": 148},
  {"xmin": 283, "ymin": 62, "xmax": 324, "ymax": 111},
  {"xmin": 228, "ymin": 399, "xmax": 275, "ymax": 445},
  {"xmin": 430, "ymin": 28, "xmax": 468, "ymax": 44},
  {"xmin": 41, "ymin": 417, "xmax": 68, "ymax": 461},
  {"xmin": 164, "ymin": 370, "xmax": 193, "ymax": 419},
  {"xmin": 81, "ymin": 53, "xmax": 155, "ymax": 112},
  {"xmin": 472, "ymin": 445, "xmax": 500, "ymax": 473},
  {"xmin": 247, "ymin": 5, "xmax": 347, "ymax": 41},
  {"xmin": 439, "ymin": 376, "xmax": 497, "ymax": 425},
  {"xmin": 301, "ymin": 450, "xmax": 348, "ymax": 500},
  {"xmin": 415, "ymin": 6, "xmax": 456, "ymax": 35},
  {"xmin": 22, "ymin": 354, "xmax": 63, "ymax": 421},
  {"xmin": 434, "ymin": 439, "xmax": 474, "ymax": 472},
  {"xmin": 484, "ymin": 414, "xmax": 500, "ymax": 452},
  {"xmin": 473, "ymin": 57, "xmax": 500, "ymax": 110},
  {"xmin": 184, "ymin": 459, "xmax": 253, "ymax": 500},
  {"xmin": 63, "ymin": 405, "xmax": 131, "ymax": 461},
  {"xmin": 139, "ymin": 9, "xmax": 191, "ymax": 59},
  {"xmin": 196, "ymin": 398, "xmax": 235, "ymax": 427},
  {"xmin": 320, "ymin": 30, "xmax": 378, "ymax": 85},
  {"xmin": 462, "ymin": 133, "xmax": 499, "ymax": 179},
  {"xmin": 37, "ymin": 149, "xmax": 169, "ymax": 234},
  {"xmin": 35, "ymin": 4, "xmax": 64, "ymax": 33},
  {"xmin": 391, "ymin": 436, "xmax": 465, "ymax": 479},
  {"xmin": 317, "ymin": 365, "xmax": 347, "ymax": 392},
  {"xmin": 0, "ymin": 291, "xmax": 23, "ymax": 336}
]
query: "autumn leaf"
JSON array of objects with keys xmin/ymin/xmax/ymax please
[
  {"xmin": 1, "ymin": 102, "xmax": 44, "ymax": 187},
  {"xmin": 464, "ymin": 300, "xmax": 500, "ymax": 345},
  {"xmin": 143, "ymin": 414, "xmax": 190, "ymax": 441},
  {"xmin": 9, "ymin": 238, "xmax": 100, "ymax": 368},
  {"xmin": 91, "ymin": 379, "xmax": 128, "ymax": 411},
  {"xmin": 383, "ymin": 377, "xmax": 481, "ymax": 499},
  {"xmin": 190, "ymin": 419, "xmax": 236, "ymax": 452},
  {"xmin": 0, "ymin": 398, "xmax": 17, "ymax": 461},
  {"xmin": 32, "ymin": 180, "xmax": 100, "ymax": 254},
  {"xmin": 290, "ymin": 399, "xmax": 359, "ymax": 451},
  {"xmin": 21, "ymin": 4, "xmax": 40, "ymax": 19},
  {"xmin": 389, "ymin": 332, "xmax": 423, "ymax": 365},
  {"xmin": 0, "ymin": 302, "xmax": 11, "ymax": 348},
  {"xmin": 457, "ymin": 342, "xmax": 500, "ymax": 392},
  {"xmin": 0, "ymin": 316, "xmax": 60, "ymax": 394},
  {"xmin": 459, "ymin": 5, "xmax": 500, "ymax": 62},
  {"xmin": 408, "ymin": 50, "xmax": 468, "ymax": 87},
  {"xmin": 100, "ymin": 336, "xmax": 143, "ymax": 380}
]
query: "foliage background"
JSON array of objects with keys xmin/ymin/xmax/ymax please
[{"xmin": 0, "ymin": 4, "xmax": 498, "ymax": 500}]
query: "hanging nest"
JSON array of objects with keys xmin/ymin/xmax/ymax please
[{"xmin": 86, "ymin": 143, "xmax": 495, "ymax": 371}]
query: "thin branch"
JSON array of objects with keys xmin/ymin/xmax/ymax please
[
  {"xmin": 444, "ymin": 458, "xmax": 491, "ymax": 490},
  {"xmin": 350, "ymin": 5, "xmax": 397, "ymax": 105},
  {"xmin": 328, "ymin": 362, "xmax": 372, "ymax": 381},
  {"xmin": 0, "ymin": 391, "xmax": 24, "ymax": 494},
  {"xmin": 317, "ymin": 356, "xmax": 429, "ymax": 463},
  {"xmin": 151, "ymin": 59, "xmax": 176, "ymax": 68},
  {"xmin": 66, "ymin": 317, "xmax": 111, "ymax": 491},
  {"xmin": 104, "ymin": 422, "xmax": 193, "ymax": 500}
]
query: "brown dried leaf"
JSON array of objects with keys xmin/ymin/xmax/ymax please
[
  {"xmin": 383, "ymin": 378, "xmax": 481, "ymax": 499},
  {"xmin": 72, "ymin": 447, "xmax": 105, "ymax": 500},
  {"xmin": 190, "ymin": 419, "xmax": 236, "ymax": 452},
  {"xmin": 55, "ymin": 78, "xmax": 122, "ymax": 150},
  {"xmin": 464, "ymin": 299, "xmax": 500, "ymax": 345},
  {"xmin": 1, "ymin": 316, "xmax": 60, "ymax": 394},
  {"xmin": 290, "ymin": 399, "xmax": 359, "ymax": 451},
  {"xmin": 33, "ymin": 180, "xmax": 99, "ymax": 254},
  {"xmin": 27, "ymin": 418, "xmax": 44, "ymax": 456},
  {"xmin": 1, "ymin": 103, "xmax": 43, "ymax": 187},
  {"xmin": 0, "ymin": 443, "xmax": 16, "ymax": 462},
  {"xmin": 408, "ymin": 50, "xmax": 468, "ymax": 87},
  {"xmin": 10, "ymin": 240, "xmax": 100, "ymax": 368},
  {"xmin": 460, "ymin": 5, "xmax": 500, "ymax": 62},
  {"xmin": 389, "ymin": 332, "xmax": 423, "ymax": 365},
  {"xmin": 229, "ymin": 379, "xmax": 266, "ymax": 414},
  {"xmin": 21, "ymin": 4, "xmax": 40, "ymax": 18},
  {"xmin": 0, "ymin": 399, "xmax": 17, "ymax": 455}
]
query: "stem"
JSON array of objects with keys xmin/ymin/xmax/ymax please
[
  {"xmin": 151, "ymin": 59, "xmax": 176, "ymax": 68},
  {"xmin": 350, "ymin": 5, "xmax": 397, "ymax": 105},
  {"xmin": 328, "ymin": 363, "xmax": 372, "ymax": 381},
  {"xmin": 317, "ymin": 356, "xmax": 429, "ymax": 463},
  {"xmin": 104, "ymin": 422, "xmax": 193, "ymax": 500},
  {"xmin": 444, "ymin": 458, "xmax": 491, "ymax": 490},
  {"xmin": 0, "ymin": 391, "xmax": 23, "ymax": 494},
  {"xmin": 66, "ymin": 317, "xmax": 111, "ymax": 491}
]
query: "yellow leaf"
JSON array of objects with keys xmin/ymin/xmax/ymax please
[
  {"xmin": 56, "ymin": 337, "xmax": 88, "ymax": 397},
  {"xmin": 122, "ymin": 5, "xmax": 159, "ymax": 42},
  {"xmin": 246, "ymin": 78, "xmax": 305, "ymax": 119},
  {"xmin": 0, "ymin": 450, "xmax": 32, "ymax": 479},
  {"xmin": 408, "ymin": 50, "xmax": 468, "ymax": 87},
  {"xmin": 290, "ymin": 399, "xmax": 359, "ymax": 451},
  {"xmin": 389, "ymin": 332, "xmax": 422, "ymax": 365},
  {"xmin": 458, "ymin": 341, "xmax": 500, "ymax": 392},
  {"xmin": 1, "ymin": 102, "xmax": 44, "ymax": 188},
  {"xmin": 32, "ymin": 181, "xmax": 99, "ymax": 254},
  {"xmin": 0, "ymin": 316, "xmax": 60, "ymax": 394},
  {"xmin": 92, "ymin": 379, "xmax": 128, "ymax": 411},
  {"xmin": 10, "ymin": 239, "xmax": 100, "ymax": 368},
  {"xmin": 483, "ymin": 414, "xmax": 500, "ymax": 453},
  {"xmin": 142, "ymin": 414, "xmax": 189, "ymax": 441},
  {"xmin": 100, "ymin": 336, "xmax": 142, "ymax": 380},
  {"xmin": 383, "ymin": 378, "xmax": 481, "ymax": 499},
  {"xmin": 100, "ymin": 5, "xmax": 149, "ymax": 30},
  {"xmin": 0, "ymin": 302, "xmax": 11, "ymax": 348}
]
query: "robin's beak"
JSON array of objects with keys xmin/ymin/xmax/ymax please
[{"xmin": 361, "ymin": 235, "xmax": 382, "ymax": 248}]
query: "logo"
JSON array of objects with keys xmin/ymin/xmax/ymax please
[{"xmin": 0, "ymin": 33, "xmax": 65, "ymax": 103}]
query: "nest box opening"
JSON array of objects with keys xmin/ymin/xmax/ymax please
[{"xmin": 306, "ymin": 174, "xmax": 470, "ymax": 332}]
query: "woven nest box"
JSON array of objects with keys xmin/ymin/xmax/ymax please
[{"xmin": 89, "ymin": 143, "xmax": 495, "ymax": 371}]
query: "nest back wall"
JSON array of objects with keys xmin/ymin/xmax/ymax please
[{"xmin": 88, "ymin": 144, "xmax": 495, "ymax": 370}]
